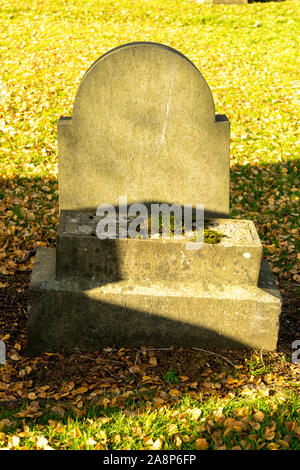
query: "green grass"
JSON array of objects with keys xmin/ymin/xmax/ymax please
[
  {"xmin": 0, "ymin": 0, "xmax": 299, "ymax": 450},
  {"xmin": 163, "ymin": 369, "xmax": 181, "ymax": 383},
  {"xmin": 0, "ymin": 0, "xmax": 299, "ymax": 280},
  {"xmin": 0, "ymin": 393, "xmax": 299, "ymax": 450}
]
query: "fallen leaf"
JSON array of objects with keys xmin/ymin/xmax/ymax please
[
  {"xmin": 196, "ymin": 438, "xmax": 209, "ymax": 450},
  {"xmin": 151, "ymin": 438, "xmax": 163, "ymax": 450},
  {"xmin": 253, "ymin": 411, "xmax": 265, "ymax": 422},
  {"xmin": 51, "ymin": 405, "xmax": 65, "ymax": 417}
]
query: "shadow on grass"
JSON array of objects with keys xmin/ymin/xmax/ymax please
[{"xmin": 0, "ymin": 158, "xmax": 299, "ymax": 357}]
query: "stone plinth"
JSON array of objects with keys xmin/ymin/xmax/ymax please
[
  {"xmin": 56, "ymin": 211, "xmax": 262, "ymax": 286},
  {"xmin": 27, "ymin": 247, "xmax": 281, "ymax": 355}
]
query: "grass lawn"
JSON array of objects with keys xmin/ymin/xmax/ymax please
[{"xmin": 0, "ymin": 0, "xmax": 299, "ymax": 450}]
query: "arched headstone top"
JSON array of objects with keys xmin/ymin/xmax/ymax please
[
  {"xmin": 58, "ymin": 42, "xmax": 229, "ymax": 215},
  {"xmin": 73, "ymin": 42, "xmax": 215, "ymax": 124}
]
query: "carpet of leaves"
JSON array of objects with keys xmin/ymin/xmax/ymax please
[{"xmin": 0, "ymin": 0, "xmax": 299, "ymax": 450}]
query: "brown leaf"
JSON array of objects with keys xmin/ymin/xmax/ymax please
[
  {"xmin": 278, "ymin": 439, "xmax": 289, "ymax": 449},
  {"xmin": 253, "ymin": 411, "xmax": 265, "ymax": 422},
  {"xmin": 196, "ymin": 438, "xmax": 209, "ymax": 450},
  {"xmin": 265, "ymin": 428, "xmax": 275, "ymax": 440},
  {"xmin": 72, "ymin": 386, "xmax": 89, "ymax": 395},
  {"xmin": 60, "ymin": 381, "xmax": 75, "ymax": 393},
  {"xmin": 149, "ymin": 356, "xmax": 157, "ymax": 366},
  {"xmin": 143, "ymin": 436, "xmax": 154, "ymax": 447},
  {"xmin": 51, "ymin": 405, "xmax": 65, "ymax": 417},
  {"xmin": 267, "ymin": 443, "xmax": 280, "ymax": 450}
]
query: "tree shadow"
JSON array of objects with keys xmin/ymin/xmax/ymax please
[{"xmin": 0, "ymin": 158, "xmax": 299, "ymax": 354}]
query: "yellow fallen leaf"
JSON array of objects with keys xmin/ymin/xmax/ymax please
[
  {"xmin": 97, "ymin": 430, "xmax": 107, "ymax": 442},
  {"xmin": 265, "ymin": 428, "xmax": 275, "ymax": 440},
  {"xmin": 167, "ymin": 424, "xmax": 178, "ymax": 435},
  {"xmin": 72, "ymin": 386, "xmax": 89, "ymax": 395},
  {"xmin": 28, "ymin": 392, "xmax": 37, "ymax": 400},
  {"xmin": 153, "ymin": 397, "xmax": 165, "ymax": 404},
  {"xmin": 142, "ymin": 376, "xmax": 153, "ymax": 383},
  {"xmin": 143, "ymin": 436, "xmax": 153, "ymax": 446},
  {"xmin": 113, "ymin": 434, "xmax": 121, "ymax": 444},
  {"xmin": 1, "ymin": 334, "xmax": 10, "ymax": 341},
  {"xmin": 265, "ymin": 245, "xmax": 277, "ymax": 254},
  {"xmin": 189, "ymin": 408, "xmax": 202, "ymax": 420},
  {"xmin": 60, "ymin": 381, "xmax": 75, "ymax": 393},
  {"xmin": 278, "ymin": 439, "xmax": 289, "ymax": 449},
  {"xmin": 8, "ymin": 435, "xmax": 20, "ymax": 449},
  {"xmin": 224, "ymin": 417, "xmax": 236, "ymax": 427},
  {"xmin": 36, "ymin": 436, "xmax": 49, "ymax": 449},
  {"xmin": 196, "ymin": 438, "xmax": 208, "ymax": 450},
  {"xmin": 151, "ymin": 438, "xmax": 163, "ymax": 450},
  {"xmin": 267, "ymin": 443, "xmax": 280, "ymax": 450},
  {"xmin": 69, "ymin": 427, "xmax": 82, "ymax": 438},
  {"xmin": 233, "ymin": 425, "xmax": 243, "ymax": 433},
  {"xmin": 253, "ymin": 411, "xmax": 265, "ymax": 422},
  {"xmin": 285, "ymin": 421, "xmax": 296, "ymax": 433},
  {"xmin": 87, "ymin": 437, "xmax": 97, "ymax": 446}
]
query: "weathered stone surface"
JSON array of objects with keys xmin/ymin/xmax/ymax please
[
  {"xmin": 56, "ymin": 211, "xmax": 262, "ymax": 286},
  {"xmin": 27, "ymin": 247, "xmax": 281, "ymax": 354},
  {"xmin": 58, "ymin": 42, "xmax": 229, "ymax": 217}
]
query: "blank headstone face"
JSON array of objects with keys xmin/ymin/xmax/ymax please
[{"xmin": 58, "ymin": 42, "xmax": 230, "ymax": 216}]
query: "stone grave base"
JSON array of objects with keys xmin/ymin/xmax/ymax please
[{"xmin": 27, "ymin": 247, "xmax": 281, "ymax": 355}]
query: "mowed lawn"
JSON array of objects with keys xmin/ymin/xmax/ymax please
[{"xmin": 0, "ymin": 0, "xmax": 299, "ymax": 451}]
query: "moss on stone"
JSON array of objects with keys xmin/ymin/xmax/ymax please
[{"xmin": 146, "ymin": 214, "xmax": 225, "ymax": 244}]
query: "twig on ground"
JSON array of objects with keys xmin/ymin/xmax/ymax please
[
  {"xmin": 104, "ymin": 368, "xmax": 122, "ymax": 381},
  {"xmin": 192, "ymin": 347, "xmax": 237, "ymax": 368}
]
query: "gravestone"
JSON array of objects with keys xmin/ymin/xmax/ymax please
[
  {"xmin": 58, "ymin": 42, "xmax": 229, "ymax": 217},
  {"xmin": 27, "ymin": 42, "xmax": 281, "ymax": 354}
]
